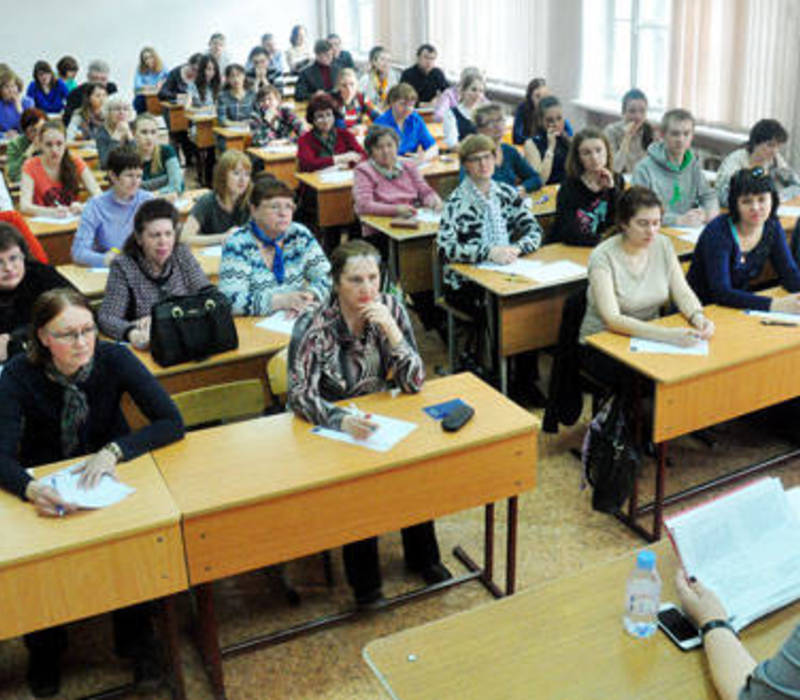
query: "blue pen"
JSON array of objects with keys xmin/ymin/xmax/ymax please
[{"xmin": 50, "ymin": 477, "xmax": 65, "ymax": 517}]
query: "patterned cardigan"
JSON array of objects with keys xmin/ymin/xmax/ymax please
[
  {"xmin": 437, "ymin": 178, "xmax": 543, "ymax": 289},
  {"xmin": 287, "ymin": 293, "xmax": 424, "ymax": 430}
]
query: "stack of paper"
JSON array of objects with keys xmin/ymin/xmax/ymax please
[
  {"xmin": 478, "ymin": 259, "xmax": 543, "ymax": 279},
  {"xmin": 319, "ymin": 169, "xmax": 353, "ymax": 184},
  {"xmin": 414, "ymin": 209, "xmax": 441, "ymax": 224},
  {"xmin": 262, "ymin": 144, "xmax": 296, "ymax": 154}
]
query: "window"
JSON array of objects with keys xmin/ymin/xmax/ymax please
[
  {"xmin": 583, "ymin": 0, "xmax": 672, "ymax": 109},
  {"xmin": 330, "ymin": 0, "xmax": 376, "ymax": 55}
]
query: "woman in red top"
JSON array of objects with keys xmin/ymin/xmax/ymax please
[
  {"xmin": 297, "ymin": 93, "xmax": 365, "ymax": 172},
  {"xmin": 19, "ymin": 122, "xmax": 100, "ymax": 218}
]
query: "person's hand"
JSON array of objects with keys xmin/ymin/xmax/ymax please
[
  {"xmin": 675, "ymin": 570, "xmax": 729, "ymax": 627},
  {"xmin": 691, "ymin": 314, "xmax": 715, "ymax": 340},
  {"xmin": 341, "ymin": 414, "xmax": 378, "ymax": 440},
  {"xmin": 118, "ymin": 121, "xmax": 133, "ymax": 141},
  {"xmin": 103, "ymin": 250, "xmax": 118, "ymax": 267},
  {"xmin": 272, "ymin": 291, "xmax": 315, "ymax": 315},
  {"xmin": 488, "ymin": 246, "xmax": 520, "ymax": 265},
  {"xmin": 622, "ymin": 119, "xmax": 642, "ymax": 143},
  {"xmin": 676, "ymin": 208, "xmax": 705, "ymax": 227},
  {"xmin": 25, "ymin": 480, "xmax": 78, "ymax": 518},
  {"xmin": 665, "ymin": 327, "xmax": 704, "ymax": 347},
  {"xmin": 68, "ymin": 201, "xmax": 83, "ymax": 215},
  {"xmin": 53, "ymin": 205, "xmax": 71, "ymax": 219},
  {"xmin": 360, "ymin": 299, "xmax": 397, "ymax": 333},
  {"xmin": 72, "ymin": 448, "xmax": 118, "ymax": 489},
  {"xmin": 546, "ymin": 129, "xmax": 557, "ymax": 151},
  {"xmin": 0, "ymin": 333, "xmax": 9, "ymax": 362},
  {"xmin": 596, "ymin": 167, "xmax": 615, "ymax": 190},
  {"xmin": 431, "ymin": 195, "xmax": 444, "ymax": 213},
  {"xmin": 395, "ymin": 204, "xmax": 417, "ymax": 218},
  {"xmin": 770, "ymin": 294, "xmax": 800, "ymax": 314},
  {"xmin": 129, "ymin": 316, "xmax": 151, "ymax": 349}
]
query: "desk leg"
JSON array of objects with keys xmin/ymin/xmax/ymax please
[
  {"xmin": 161, "ymin": 596, "xmax": 187, "ymax": 700},
  {"xmin": 484, "ymin": 290, "xmax": 507, "ymax": 394},
  {"xmin": 506, "ymin": 496, "xmax": 518, "ymax": 595},
  {"xmin": 194, "ymin": 584, "xmax": 227, "ymax": 700},
  {"xmin": 453, "ymin": 503, "xmax": 504, "ymax": 599},
  {"xmin": 653, "ymin": 443, "xmax": 667, "ymax": 541}
]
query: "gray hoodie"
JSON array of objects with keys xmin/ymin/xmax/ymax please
[{"xmin": 631, "ymin": 142, "xmax": 716, "ymax": 226}]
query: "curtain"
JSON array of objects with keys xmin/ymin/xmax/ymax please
[{"xmin": 373, "ymin": 0, "xmax": 428, "ymax": 66}]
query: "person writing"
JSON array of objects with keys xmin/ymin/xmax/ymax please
[
  {"xmin": 687, "ymin": 167, "xmax": 800, "ymax": 312},
  {"xmin": 632, "ymin": 108, "xmax": 718, "ymax": 227},
  {"xmin": 288, "ymin": 239, "xmax": 452, "ymax": 607},
  {"xmin": 219, "ymin": 176, "xmax": 331, "ymax": 316},
  {"xmin": 603, "ymin": 88, "xmax": 654, "ymax": 174},
  {"xmin": 98, "ymin": 199, "xmax": 209, "ymax": 347},
  {"xmin": 0, "ymin": 288, "xmax": 183, "ymax": 697}
]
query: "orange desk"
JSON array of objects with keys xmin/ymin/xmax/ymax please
[
  {"xmin": 247, "ymin": 146, "xmax": 299, "ymax": 188},
  {"xmin": 27, "ymin": 216, "xmax": 80, "ymax": 265},
  {"xmin": 213, "ymin": 126, "xmax": 252, "ymax": 152},
  {"xmin": 160, "ymin": 102, "xmax": 188, "ymax": 133},
  {"xmin": 188, "ymin": 111, "xmax": 217, "ymax": 149}
]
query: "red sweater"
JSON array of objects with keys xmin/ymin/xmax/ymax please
[{"xmin": 297, "ymin": 128, "xmax": 366, "ymax": 172}]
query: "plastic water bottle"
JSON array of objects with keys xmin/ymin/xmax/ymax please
[{"xmin": 623, "ymin": 549, "xmax": 661, "ymax": 639}]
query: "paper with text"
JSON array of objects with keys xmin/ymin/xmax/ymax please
[
  {"xmin": 311, "ymin": 413, "xmax": 417, "ymax": 452},
  {"xmin": 40, "ymin": 462, "xmax": 136, "ymax": 509},
  {"xmin": 477, "ymin": 259, "xmax": 544, "ymax": 280},
  {"xmin": 745, "ymin": 310, "xmax": 800, "ymax": 324},
  {"xmin": 414, "ymin": 208, "xmax": 441, "ymax": 224},
  {"xmin": 29, "ymin": 215, "xmax": 78, "ymax": 225}
]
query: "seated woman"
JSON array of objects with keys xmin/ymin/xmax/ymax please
[
  {"xmin": 98, "ymin": 199, "xmax": 208, "ymax": 347},
  {"xmin": 715, "ymin": 119, "xmax": 799, "ymax": 207},
  {"xmin": 579, "ymin": 186, "xmax": 714, "ymax": 384},
  {"xmin": 249, "ymin": 85, "xmax": 305, "ymax": 147},
  {"xmin": 603, "ymin": 88, "xmax": 654, "ymax": 174},
  {"xmin": 66, "ymin": 82, "xmax": 108, "ymax": 141},
  {"xmin": 473, "ymin": 103, "xmax": 541, "ymax": 195},
  {"xmin": 333, "ymin": 68, "xmax": 380, "ymax": 135},
  {"xmin": 0, "ymin": 67, "xmax": 34, "ymax": 136},
  {"xmin": 512, "ymin": 77, "xmax": 573, "ymax": 145},
  {"xmin": 20, "ymin": 122, "xmax": 100, "ymax": 218},
  {"xmin": 72, "ymin": 147, "xmax": 153, "ymax": 267},
  {"xmin": 552, "ymin": 128, "xmax": 624, "ymax": 246},
  {"xmin": 216, "ymin": 64, "xmax": 256, "ymax": 129},
  {"xmin": 297, "ymin": 92, "xmax": 365, "ymax": 172},
  {"xmin": 374, "ymin": 83, "xmax": 439, "ymax": 163},
  {"xmin": 188, "ymin": 54, "xmax": 221, "ymax": 109},
  {"xmin": 353, "ymin": 125, "xmax": 442, "ymax": 238},
  {"xmin": 96, "ymin": 95, "xmax": 134, "ymax": 168},
  {"xmin": 358, "ymin": 46, "xmax": 397, "ymax": 110},
  {"xmin": 56, "ymin": 56, "xmax": 79, "ymax": 93},
  {"xmin": 133, "ymin": 114, "xmax": 184, "ymax": 196},
  {"xmin": 288, "ymin": 239, "xmax": 451, "ymax": 606},
  {"xmin": 439, "ymin": 134, "xmax": 542, "ymax": 311},
  {"xmin": 219, "ymin": 176, "xmax": 331, "ymax": 316},
  {"xmin": 182, "ymin": 150, "xmax": 252, "ymax": 246},
  {"xmin": 523, "ymin": 95, "xmax": 570, "ymax": 186},
  {"xmin": 441, "ymin": 72, "xmax": 485, "ymax": 149},
  {"xmin": 6, "ymin": 107, "xmax": 45, "ymax": 183},
  {"xmin": 26, "ymin": 61, "xmax": 69, "ymax": 114},
  {"xmin": 0, "ymin": 223, "xmax": 71, "ymax": 362},
  {"xmin": 434, "ymin": 66, "xmax": 484, "ymax": 124},
  {"xmin": 286, "ymin": 24, "xmax": 312, "ymax": 74},
  {"xmin": 0, "ymin": 288, "xmax": 183, "ymax": 697},
  {"xmin": 687, "ymin": 168, "xmax": 800, "ymax": 313},
  {"xmin": 133, "ymin": 47, "xmax": 169, "ymax": 113}
]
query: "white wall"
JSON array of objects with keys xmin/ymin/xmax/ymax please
[{"xmin": 2, "ymin": 0, "xmax": 321, "ymax": 101}]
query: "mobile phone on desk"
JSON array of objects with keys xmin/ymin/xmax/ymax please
[{"xmin": 657, "ymin": 603, "xmax": 702, "ymax": 651}]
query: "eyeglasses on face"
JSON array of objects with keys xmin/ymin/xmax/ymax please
[{"xmin": 48, "ymin": 325, "xmax": 97, "ymax": 343}]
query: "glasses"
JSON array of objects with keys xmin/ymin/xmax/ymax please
[
  {"xmin": 465, "ymin": 152, "xmax": 495, "ymax": 164},
  {"xmin": 0, "ymin": 253, "xmax": 24, "ymax": 269},
  {"xmin": 48, "ymin": 325, "xmax": 97, "ymax": 344}
]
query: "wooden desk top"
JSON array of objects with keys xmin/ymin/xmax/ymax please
[
  {"xmin": 153, "ymin": 372, "xmax": 538, "ymax": 518},
  {"xmin": 528, "ymin": 184, "xmax": 559, "ymax": 217},
  {"xmin": 248, "ymin": 145, "xmax": 298, "ymax": 162},
  {"xmin": 364, "ymin": 540, "xmax": 798, "ymax": 700},
  {"xmin": 129, "ymin": 315, "xmax": 289, "ymax": 379},
  {"xmin": 450, "ymin": 234, "xmax": 696, "ymax": 298},
  {"xmin": 359, "ymin": 214, "xmax": 440, "ymax": 241},
  {"xmin": 27, "ymin": 215, "xmax": 80, "ymax": 236},
  {"xmin": 586, "ymin": 290, "xmax": 797, "ymax": 384},
  {"xmin": 213, "ymin": 126, "xmax": 251, "ymax": 138},
  {"xmin": 187, "ymin": 110, "xmax": 216, "ymax": 123},
  {"xmin": 0, "ymin": 454, "xmax": 180, "ymax": 569}
]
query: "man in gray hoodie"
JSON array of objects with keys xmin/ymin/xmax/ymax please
[{"xmin": 632, "ymin": 108, "xmax": 718, "ymax": 227}]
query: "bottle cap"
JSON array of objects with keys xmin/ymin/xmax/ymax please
[{"xmin": 636, "ymin": 550, "xmax": 656, "ymax": 571}]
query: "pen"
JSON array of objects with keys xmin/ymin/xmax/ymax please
[
  {"xmin": 347, "ymin": 403, "xmax": 377, "ymax": 432},
  {"xmin": 50, "ymin": 477, "xmax": 65, "ymax": 517},
  {"xmin": 760, "ymin": 320, "xmax": 799, "ymax": 327}
]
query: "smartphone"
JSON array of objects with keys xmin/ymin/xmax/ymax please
[{"xmin": 657, "ymin": 603, "xmax": 702, "ymax": 651}]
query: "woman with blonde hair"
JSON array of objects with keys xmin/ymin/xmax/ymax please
[
  {"xmin": 133, "ymin": 113, "xmax": 184, "ymax": 195},
  {"xmin": 95, "ymin": 94, "xmax": 134, "ymax": 168},
  {"xmin": 133, "ymin": 47, "xmax": 168, "ymax": 113},
  {"xmin": 441, "ymin": 72, "xmax": 485, "ymax": 148},
  {"xmin": 358, "ymin": 46, "xmax": 397, "ymax": 110}
]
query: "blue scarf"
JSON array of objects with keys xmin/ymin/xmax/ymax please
[{"xmin": 250, "ymin": 220, "xmax": 287, "ymax": 283}]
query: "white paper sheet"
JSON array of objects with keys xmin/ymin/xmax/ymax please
[
  {"xmin": 672, "ymin": 226, "xmax": 704, "ymax": 244},
  {"xmin": 198, "ymin": 245, "xmax": 223, "ymax": 257},
  {"xmin": 788, "ymin": 486, "xmax": 800, "ymax": 519},
  {"xmin": 319, "ymin": 169, "xmax": 353, "ymax": 184},
  {"xmin": 745, "ymin": 310, "xmax": 800, "ymax": 324},
  {"xmin": 255, "ymin": 311, "xmax": 296, "ymax": 335},
  {"xmin": 39, "ymin": 462, "xmax": 136, "ymax": 509},
  {"xmin": 311, "ymin": 413, "xmax": 417, "ymax": 452},
  {"xmin": 414, "ymin": 208, "xmax": 441, "ymax": 224},
  {"xmin": 778, "ymin": 205, "xmax": 800, "ymax": 218},
  {"xmin": 629, "ymin": 337, "xmax": 709, "ymax": 356},
  {"xmin": 174, "ymin": 198, "xmax": 191, "ymax": 210},
  {"xmin": 90, "ymin": 267, "xmax": 109, "ymax": 273},
  {"xmin": 29, "ymin": 215, "xmax": 78, "ymax": 224},
  {"xmin": 530, "ymin": 260, "xmax": 587, "ymax": 284},
  {"xmin": 261, "ymin": 144, "xmax": 297, "ymax": 154},
  {"xmin": 477, "ymin": 259, "xmax": 544, "ymax": 280}
]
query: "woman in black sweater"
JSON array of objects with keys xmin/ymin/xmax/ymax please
[{"xmin": 0, "ymin": 288, "xmax": 184, "ymax": 697}]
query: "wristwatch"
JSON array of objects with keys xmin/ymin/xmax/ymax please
[
  {"xmin": 700, "ymin": 619, "xmax": 737, "ymax": 638},
  {"xmin": 103, "ymin": 441, "xmax": 124, "ymax": 463}
]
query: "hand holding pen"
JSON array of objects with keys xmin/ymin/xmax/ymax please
[
  {"xmin": 24, "ymin": 478, "xmax": 77, "ymax": 518},
  {"xmin": 341, "ymin": 403, "xmax": 378, "ymax": 440}
]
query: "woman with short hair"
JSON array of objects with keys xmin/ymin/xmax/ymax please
[
  {"xmin": 95, "ymin": 94, "xmax": 134, "ymax": 168},
  {"xmin": 26, "ymin": 61, "xmax": 69, "ymax": 114},
  {"xmin": 358, "ymin": 46, "xmax": 397, "ymax": 110},
  {"xmin": 0, "ymin": 66, "xmax": 34, "ymax": 136},
  {"xmin": 297, "ymin": 92, "xmax": 365, "ymax": 172},
  {"xmin": 373, "ymin": 83, "xmax": 438, "ymax": 162}
]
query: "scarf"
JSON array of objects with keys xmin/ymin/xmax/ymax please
[
  {"xmin": 250, "ymin": 219, "xmax": 287, "ymax": 283},
  {"xmin": 313, "ymin": 129, "xmax": 337, "ymax": 158},
  {"xmin": 370, "ymin": 158, "xmax": 403, "ymax": 180},
  {"xmin": 45, "ymin": 359, "xmax": 94, "ymax": 457},
  {"xmin": 372, "ymin": 72, "xmax": 388, "ymax": 105},
  {"xmin": 464, "ymin": 178, "xmax": 509, "ymax": 248}
]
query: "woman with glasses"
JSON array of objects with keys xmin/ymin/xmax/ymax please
[
  {"xmin": 687, "ymin": 167, "xmax": 800, "ymax": 312},
  {"xmin": 219, "ymin": 176, "xmax": 331, "ymax": 316},
  {"xmin": 297, "ymin": 92, "xmax": 365, "ymax": 172},
  {"xmin": 0, "ymin": 287, "xmax": 183, "ymax": 697}
]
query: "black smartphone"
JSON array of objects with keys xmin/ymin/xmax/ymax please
[{"xmin": 657, "ymin": 603, "xmax": 702, "ymax": 651}]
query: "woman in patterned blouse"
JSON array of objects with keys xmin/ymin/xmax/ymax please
[
  {"xmin": 218, "ymin": 176, "xmax": 331, "ymax": 316},
  {"xmin": 249, "ymin": 85, "xmax": 305, "ymax": 148},
  {"xmin": 288, "ymin": 239, "xmax": 451, "ymax": 607}
]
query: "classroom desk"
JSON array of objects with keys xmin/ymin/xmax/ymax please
[
  {"xmin": 296, "ymin": 156, "xmax": 460, "ymax": 228},
  {"xmin": 188, "ymin": 111, "xmax": 217, "ymax": 149},
  {"xmin": 137, "ymin": 86, "xmax": 163, "ymax": 115},
  {"xmin": 247, "ymin": 145, "xmax": 299, "ymax": 188},
  {"xmin": 161, "ymin": 101, "xmax": 189, "ymax": 133},
  {"xmin": 152, "ymin": 372, "xmax": 538, "ymax": 700},
  {"xmin": 213, "ymin": 126, "xmax": 252, "ymax": 151},
  {"xmin": 364, "ymin": 540, "xmax": 799, "ymax": 700},
  {"xmin": 0, "ymin": 454, "xmax": 188, "ymax": 698},
  {"xmin": 587, "ymin": 291, "xmax": 800, "ymax": 541},
  {"xmin": 448, "ymin": 235, "xmax": 696, "ymax": 394},
  {"xmin": 529, "ymin": 183, "xmax": 559, "ymax": 218}
]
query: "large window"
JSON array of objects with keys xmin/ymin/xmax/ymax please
[
  {"xmin": 330, "ymin": 0, "xmax": 376, "ymax": 55},
  {"xmin": 583, "ymin": 0, "xmax": 672, "ymax": 108}
]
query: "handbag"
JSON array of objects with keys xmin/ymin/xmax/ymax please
[
  {"xmin": 150, "ymin": 286, "xmax": 239, "ymax": 367},
  {"xmin": 581, "ymin": 394, "xmax": 640, "ymax": 513}
]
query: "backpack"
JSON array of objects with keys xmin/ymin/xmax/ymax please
[{"xmin": 581, "ymin": 394, "xmax": 640, "ymax": 513}]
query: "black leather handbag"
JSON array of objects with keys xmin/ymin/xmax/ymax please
[{"xmin": 150, "ymin": 286, "xmax": 238, "ymax": 367}]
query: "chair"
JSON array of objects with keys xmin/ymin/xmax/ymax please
[{"xmin": 266, "ymin": 347, "xmax": 289, "ymax": 406}]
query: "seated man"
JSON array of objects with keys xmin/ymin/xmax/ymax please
[
  {"xmin": 400, "ymin": 44, "xmax": 449, "ymax": 105},
  {"xmin": 62, "ymin": 59, "xmax": 118, "ymax": 126},
  {"xmin": 208, "ymin": 32, "xmax": 230, "ymax": 73},
  {"xmin": 328, "ymin": 33, "xmax": 355, "ymax": 69},
  {"xmin": 632, "ymin": 108, "xmax": 718, "ymax": 227},
  {"xmin": 247, "ymin": 33, "xmax": 285, "ymax": 75},
  {"xmin": 294, "ymin": 39, "xmax": 340, "ymax": 101},
  {"xmin": 158, "ymin": 53, "xmax": 202, "ymax": 102}
]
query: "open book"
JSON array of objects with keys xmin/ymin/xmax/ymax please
[{"xmin": 665, "ymin": 477, "xmax": 800, "ymax": 632}]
